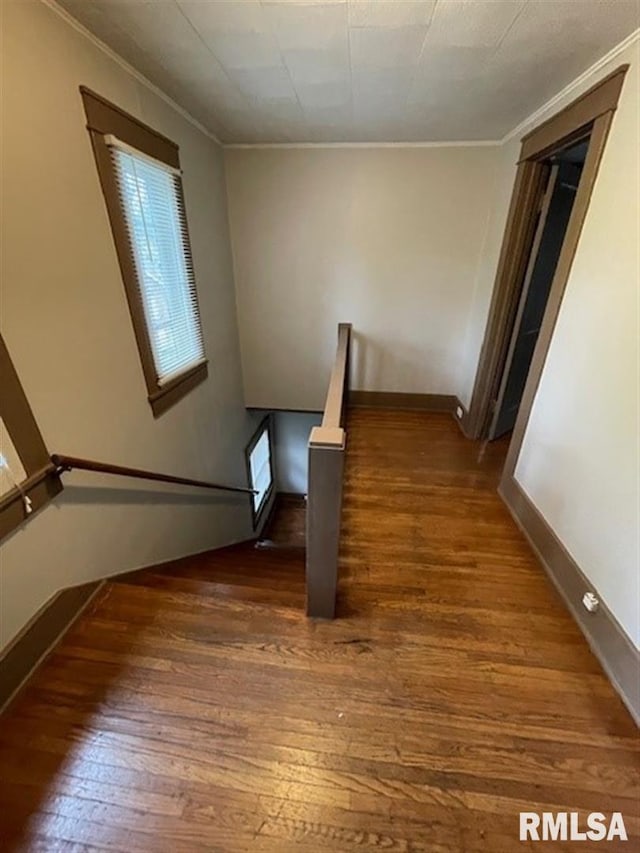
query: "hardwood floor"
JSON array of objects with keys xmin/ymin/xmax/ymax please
[
  {"xmin": 0, "ymin": 409, "xmax": 637, "ymax": 852},
  {"xmin": 257, "ymin": 493, "xmax": 306, "ymax": 550}
]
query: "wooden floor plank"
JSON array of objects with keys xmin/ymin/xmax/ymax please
[{"xmin": 0, "ymin": 409, "xmax": 637, "ymax": 851}]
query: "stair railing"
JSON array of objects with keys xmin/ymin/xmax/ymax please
[
  {"xmin": 51, "ymin": 454, "xmax": 255, "ymax": 496},
  {"xmin": 306, "ymin": 322, "xmax": 352, "ymax": 618}
]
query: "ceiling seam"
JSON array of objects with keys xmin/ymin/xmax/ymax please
[
  {"xmin": 262, "ymin": 0, "xmax": 312, "ymax": 141},
  {"xmin": 405, "ymin": 0, "xmax": 438, "ymax": 117},
  {"xmin": 173, "ymin": 0, "xmax": 258, "ymax": 143},
  {"xmin": 494, "ymin": 0, "xmax": 527, "ymax": 52},
  {"xmin": 346, "ymin": 3, "xmax": 355, "ymax": 136}
]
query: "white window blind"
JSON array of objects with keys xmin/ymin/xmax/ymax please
[
  {"xmin": 106, "ymin": 135, "xmax": 206, "ymax": 386},
  {"xmin": 249, "ymin": 429, "xmax": 272, "ymax": 516}
]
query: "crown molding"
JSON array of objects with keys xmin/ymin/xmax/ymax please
[
  {"xmin": 501, "ymin": 27, "xmax": 640, "ymax": 144},
  {"xmin": 224, "ymin": 140, "xmax": 501, "ymax": 150},
  {"xmin": 40, "ymin": 0, "xmax": 222, "ymax": 146},
  {"xmin": 39, "ymin": 2, "xmax": 639, "ymax": 153},
  {"xmin": 226, "ymin": 28, "xmax": 640, "ymax": 151}
]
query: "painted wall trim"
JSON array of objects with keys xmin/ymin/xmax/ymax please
[
  {"xmin": 224, "ymin": 140, "xmax": 501, "ymax": 150},
  {"xmin": 503, "ymin": 28, "xmax": 640, "ymax": 144},
  {"xmin": 41, "ymin": 0, "xmax": 222, "ymax": 145},
  {"xmin": 247, "ymin": 406, "xmax": 324, "ymax": 416},
  {"xmin": 0, "ymin": 580, "xmax": 104, "ymax": 711},
  {"xmin": 276, "ymin": 491, "xmax": 306, "ymax": 500},
  {"xmin": 349, "ymin": 391, "xmax": 457, "ymax": 412},
  {"xmin": 500, "ymin": 475, "xmax": 640, "ymax": 727}
]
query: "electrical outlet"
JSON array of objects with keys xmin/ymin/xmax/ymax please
[{"xmin": 582, "ymin": 591, "xmax": 599, "ymax": 613}]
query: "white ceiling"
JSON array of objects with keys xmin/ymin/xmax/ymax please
[{"xmin": 56, "ymin": 0, "xmax": 639, "ymax": 144}]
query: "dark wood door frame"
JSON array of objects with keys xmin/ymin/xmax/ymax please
[
  {"xmin": 488, "ymin": 162, "xmax": 559, "ymax": 440},
  {"xmin": 465, "ymin": 65, "xmax": 629, "ymax": 484}
]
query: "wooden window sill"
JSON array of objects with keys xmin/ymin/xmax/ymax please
[{"xmin": 148, "ymin": 360, "xmax": 208, "ymax": 417}]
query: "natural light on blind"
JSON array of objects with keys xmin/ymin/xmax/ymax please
[
  {"xmin": 108, "ymin": 137, "xmax": 205, "ymax": 385},
  {"xmin": 249, "ymin": 429, "xmax": 272, "ymax": 517}
]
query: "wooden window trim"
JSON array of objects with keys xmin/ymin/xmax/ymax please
[
  {"xmin": 245, "ymin": 415, "xmax": 275, "ymax": 530},
  {"xmin": 80, "ymin": 87, "xmax": 208, "ymax": 417},
  {"xmin": 0, "ymin": 335, "xmax": 62, "ymax": 540}
]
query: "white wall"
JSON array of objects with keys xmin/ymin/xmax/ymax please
[
  {"xmin": 512, "ymin": 41, "xmax": 640, "ymax": 647},
  {"xmin": 225, "ymin": 145, "xmax": 500, "ymax": 410},
  {"xmin": 0, "ymin": 0, "xmax": 253, "ymax": 651},
  {"xmin": 460, "ymin": 37, "xmax": 640, "ymax": 648}
]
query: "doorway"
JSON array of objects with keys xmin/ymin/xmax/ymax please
[
  {"xmin": 464, "ymin": 63, "xmax": 628, "ymax": 486},
  {"xmin": 489, "ymin": 140, "xmax": 588, "ymax": 440}
]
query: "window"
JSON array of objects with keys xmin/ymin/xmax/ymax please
[
  {"xmin": 81, "ymin": 88, "xmax": 207, "ymax": 416},
  {"xmin": 245, "ymin": 417, "xmax": 275, "ymax": 528},
  {"xmin": 0, "ymin": 334, "xmax": 62, "ymax": 540}
]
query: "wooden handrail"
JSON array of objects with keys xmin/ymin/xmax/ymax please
[
  {"xmin": 51, "ymin": 454, "xmax": 255, "ymax": 496},
  {"xmin": 309, "ymin": 322, "xmax": 351, "ymax": 449},
  {"xmin": 321, "ymin": 322, "xmax": 352, "ymax": 428}
]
